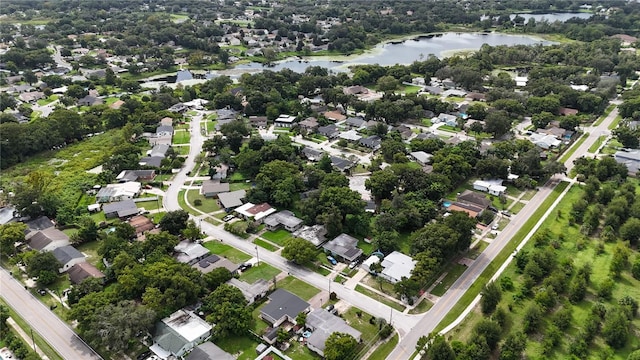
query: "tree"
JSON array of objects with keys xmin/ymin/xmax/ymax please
[
  {"xmin": 601, "ymin": 306, "xmax": 630, "ymax": 349},
  {"xmin": 82, "ymin": 300, "xmax": 155, "ymax": 352},
  {"xmin": 480, "ymin": 281, "xmax": 502, "ymax": 315},
  {"xmin": 394, "ymin": 276, "xmax": 420, "ymax": 301},
  {"xmin": 499, "ymin": 331, "xmax": 526, "ymax": 360},
  {"xmin": 324, "ymin": 332, "xmax": 358, "ymax": 360},
  {"xmin": 203, "ymin": 268, "xmax": 232, "ymax": 291},
  {"xmin": 203, "ymin": 284, "xmax": 252, "ymax": 338},
  {"xmin": 473, "ymin": 319, "xmax": 502, "ymax": 350},
  {"xmin": 426, "ymin": 335, "xmax": 456, "ymax": 360},
  {"xmin": 365, "ymin": 168, "xmax": 398, "ymax": 200},
  {"xmin": 0, "ymin": 222, "xmax": 27, "ymax": 256},
  {"xmin": 26, "ymin": 251, "xmax": 60, "ymax": 285},
  {"xmin": 181, "ymin": 219, "xmax": 203, "ymax": 241},
  {"xmin": 75, "ymin": 217, "xmax": 99, "ymax": 245},
  {"xmin": 484, "ymin": 110, "xmax": 512, "ymax": 138},
  {"xmin": 159, "ymin": 210, "xmax": 189, "ymax": 235},
  {"xmin": 377, "ymin": 75, "xmax": 400, "ymax": 92},
  {"xmin": 620, "ymin": 217, "xmax": 640, "ymax": 246},
  {"xmin": 522, "ymin": 303, "xmax": 542, "ymax": 334},
  {"xmin": 281, "ymin": 238, "xmax": 317, "ymax": 265}
]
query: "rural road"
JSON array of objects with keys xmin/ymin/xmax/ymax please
[{"xmin": 0, "ymin": 269, "xmax": 102, "ymax": 360}]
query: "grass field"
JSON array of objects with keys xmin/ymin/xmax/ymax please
[
  {"xmin": 172, "ymin": 130, "xmax": 191, "ymax": 145},
  {"xmin": 430, "ymin": 263, "xmax": 468, "ymax": 296},
  {"xmin": 277, "ymin": 276, "xmax": 320, "ymax": 301},
  {"xmin": 558, "ymin": 133, "xmax": 587, "ymax": 163},
  {"xmin": 355, "ymin": 285, "xmax": 406, "ymax": 312},
  {"xmin": 186, "ymin": 190, "xmax": 220, "ymax": 213},
  {"xmin": 216, "ymin": 335, "xmax": 261, "ymax": 360},
  {"xmin": 76, "ymin": 240, "xmax": 102, "ymax": 267},
  {"xmin": 434, "ymin": 181, "xmax": 569, "ymax": 333},
  {"xmin": 261, "ymin": 229, "xmax": 293, "ymax": 246},
  {"xmin": 253, "ymin": 238, "xmax": 279, "ymax": 251},
  {"xmin": 238, "ymin": 262, "xmax": 281, "ymax": 283},
  {"xmin": 368, "ymin": 334, "xmax": 399, "ymax": 360},
  {"xmin": 588, "ymin": 135, "xmax": 607, "ymax": 153},
  {"xmin": 409, "ymin": 298, "xmax": 434, "ymax": 314},
  {"xmin": 203, "ymin": 241, "xmax": 251, "ymax": 263},
  {"xmin": 608, "ymin": 114, "xmax": 623, "ymax": 130}
]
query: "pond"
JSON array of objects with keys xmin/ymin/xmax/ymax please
[{"xmin": 227, "ymin": 32, "xmax": 552, "ymax": 75}]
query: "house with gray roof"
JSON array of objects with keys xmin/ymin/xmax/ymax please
[
  {"xmin": 263, "ymin": 210, "xmax": 304, "ymax": 232},
  {"xmin": 228, "ymin": 278, "xmax": 271, "ymax": 305},
  {"xmin": 216, "ymin": 108, "xmax": 238, "ymax": 120},
  {"xmin": 302, "ymin": 147, "xmax": 324, "ymax": 162},
  {"xmin": 200, "ymin": 181, "xmax": 230, "ymax": 198},
  {"xmin": 359, "ymin": 135, "xmax": 382, "ymax": 150},
  {"xmin": 379, "ymin": 251, "xmax": 416, "ymax": 284},
  {"xmin": 149, "ymin": 144, "xmax": 171, "ymax": 158},
  {"xmin": 330, "ymin": 156, "xmax": 355, "ymax": 173},
  {"xmin": 614, "ymin": 150, "xmax": 640, "ymax": 174},
  {"xmin": 185, "ymin": 342, "xmax": 234, "ymax": 360},
  {"xmin": 52, "ymin": 245, "xmax": 86, "ymax": 273},
  {"xmin": 77, "ymin": 95, "xmax": 103, "ymax": 106},
  {"xmin": 193, "ymin": 254, "xmax": 240, "ymax": 274},
  {"xmin": 139, "ymin": 156, "xmax": 164, "ymax": 168},
  {"xmin": 306, "ymin": 309, "xmax": 362, "ymax": 357},
  {"xmin": 339, "ymin": 130, "xmax": 362, "ymax": 142},
  {"xmin": 174, "ymin": 240, "xmax": 211, "ymax": 265},
  {"xmin": 260, "ymin": 289, "xmax": 310, "ymax": 327},
  {"xmin": 217, "ymin": 189, "xmax": 246, "ymax": 210},
  {"xmin": 102, "ymin": 200, "xmax": 139, "ymax": 218},
  {"xmin": 150, "ymin": 310, "xmax": 212, "ymax": 359},
  {"xmin": 409, "ymin": 151, "xmax": 433, "ymax": 166},
  {"xmin": 318, "ymin": 124, "xmax": 340, "ymax": 138},
  {"xmin": 322, "ymin": 233, "xmax": 363, "ymax": 263},
  {"xmin": 344, "ymin": 117, "xmax": 366, "ymax": 129},
  {"xmin": 26, "ymin": 228, "xmax": 70, "ymax": 252},
  {"xmin": 24, "ymin": 216, "xmax": 55, "ymax": 232},
  {"xmin": 116, "ymin": 170, "xmax": 156, "ymax": 183}
]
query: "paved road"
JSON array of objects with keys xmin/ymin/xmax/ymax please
[
  {"xmin": 50, "ymin": 45, "xmax": 72, "ymax": 70},
  {"xmin": 0, "ymin": 270, "xmax": 102, "ymax": 360},
  {"xmin": 164, "ymin": 115, "xmax": 420, "ymax": 334},
  {"xmin": 387, "ymin": 103, "xmax": 623, "ymax": 359}
]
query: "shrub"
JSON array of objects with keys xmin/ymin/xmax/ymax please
[{"xmin": 193, "ymin": 198, "xmax": 202, "ymax": 206}]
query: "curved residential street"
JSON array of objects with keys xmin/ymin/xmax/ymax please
[{"xmin": 0, "ymin": 270, "xmax": 102, "ymax": 360}]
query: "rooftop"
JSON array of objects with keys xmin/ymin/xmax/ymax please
[
  {"xmin": 306, "ymin": 309, "xmax": 362, "ymax": 353},
  {"xmin": 322, "ymin": 233, "xmax": 363, "ymax": 262},
  {"xmin": 261, "ymin": 289, "xmax": 310, "ymax": 323},
  {"xmin": 380, "ymin": 251, "xmax": 416, "ymax": 282},
  {"xmin": 218, "ymin": 189, "xmax": 246, "ymax": 209},
  {"xmin": 160, "ymin": 310, "xmax": 212, "ymax": 343},
  {"xmin": 52, "ymin": 245, "xmax": 85, "ymax": 265}
]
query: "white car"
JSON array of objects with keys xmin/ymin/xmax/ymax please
[{"xmin": 492, "ymin": 223, "xmax": 499, "ymax": 230}]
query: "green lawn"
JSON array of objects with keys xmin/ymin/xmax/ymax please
[
  {"xmin": 253, "ymin": 238, "xmax": 279, "ymax": 251},
  {"xmin": 434, "ymin": 181, "xmax": 569, "ymax": 333},
  {"xmin": 229, "ymin": 172, "xmax": 249, "ymax": 182},
  {"xmin": 261, "ymin": 229, "xmax": 293, "ymax": 246},
  {"xmin": 215, "ymin": 336, "xmax": 261, "ymax": 360},
  {"xmin": 466, "ymin": 240, "xmax": 489, "ymax": 260},
  {"xmin": 174, "ymin": 145, "xmax": 190, "ymax": 155},
  {"xmin": 172, "ymin": 130, "xmax": 191, "ymax": 145},
  {"xmin": 355, "ymin": 285, "xmax": 406, "ymax": 312},
  {"xmin": 76, "ymin": 240, "xmax": 103, "ymax": 267},
  {"xmin": 229, "ymin": 182, "xmax": 252, "ymax": 191},
  {"xmin": 593, "ymin": 104, "xmax": 615, "ymax": 126},
  {"xmin": 342, "ymin": 306, "xmax": 387, "ymax": 344},
  {"xmin": 438, "ymin": 125, "xmax": 461, "ymax": 133},
  {"xmin": 369, "ymin": 334, "xmax": 399, "ymax": 360},
  {"xmin": 136, "ymin": 199, "xmax": 162, "ymax": 211},
  {"xmin": 588, "ymin": 135, "xmax": 607, "ymax": 153},
  {"xmin": 239, "ymin": 262, "xmax": 281, "ymax": 283},
  {"xmin": 203, "ymin": 241, "xmax": 251, "ymax": 263},
  {"xmin": 608, "ymin": 114, "xmax": 623, "ymax": 130},
  {"xmin": 409, "ymin": 298, "xmax": 433, "ymax": 314},
  {"xmin": 421, "ymin": 118, "xmax": 433, "ymax": 127},
  {"xmin": 558, "ymin": 133, "xmax": 588, "ymax": 163},
  {"xmin": 430, "ymin": 263, "xmax": 468, "ymax": 296},
  {"xmin": 402, "ymin": 84, "xmax": 422, "ymax": 94},
  {"xmin": 36, "ymin": 94, "xmax": 59, "ymax": 106},
  {"xmin": 187, "ymin": 190, "xmax": 221, "ymax": 213},
  {"xmin": 276, "ymin": 276, "xmax": 320, "ymax": 301},
  {"xmin": 178, "ymin": 190, "xmax": 199, "ymax": 216},
  {"xmin": 509, "ymin": 201, "xmax": 525, "ymax": 214}
]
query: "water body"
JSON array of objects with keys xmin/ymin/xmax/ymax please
[{"xmin": 228, "ymin": 32, "xmax": 552, "ymax": 75}]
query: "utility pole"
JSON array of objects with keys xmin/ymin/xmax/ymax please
[
  {"xmin": 255, "ymin": 245, "xmax": 260, "ymax": 266},
  {"xmin": 389, "ymin": 308, "xmax": 393, "ymax": 325}
]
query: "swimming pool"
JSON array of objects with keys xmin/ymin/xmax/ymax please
[{"xmin": 443, "ymin": 201, "xmax": 452, "ymax": 208}]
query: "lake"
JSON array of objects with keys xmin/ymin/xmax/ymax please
[{"xmin": 226, "ymin": 32, "xmax": 552, "ymax": 75}]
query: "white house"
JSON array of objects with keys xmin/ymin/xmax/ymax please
[
  {"xmin": 362, "ymin": 254, "xmax": 381, "ymax": 273},
  {"xmin": 529, "ymin": 133, "xmax": 561, "ymax": 149},
  {"xmin": 379, "ymin": 251, "xmax": 416, "ymax": 284},
  {"xmin": 95, "ymin": 182, "xmax": 141, "ymax": 203},
  {"xmin": 473, "ymin": 179, "xmax": 507, "ymax": 196},
  {"xmin": 275, "ymin": 114, "xmax": 296, "ymax": 128},
  {"xmin": 150, "ymin": 310, "xmax": 212, "ymax": 359},
  {"xmin": 235, "ymin": 202, "xmax": 277, "ymax": 222}
]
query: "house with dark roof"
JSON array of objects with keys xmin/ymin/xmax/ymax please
[
  {"xmin": 200, "ymin": 181, "xmax": 230, "ymax": 198},
  {"xmin": 217, "ymin": 190, "xmax": 246, "ymax": 210},
  {"xmin": 228, "ymin": 278, "xmax": 271, "ymax": 305},
  {"xmin": 24, "ymin": 216, "xmax": 55, "ymax": 232},
  {"xmin": 102, "ymin": 200, "xmax": 139, "ymax": 218},
  {"xmin": 559, "ymin": 107, "xmax": 579, "ymax": 116},
  {"xmin": 322, "ymin": 233, "xmax": 363, "ymax": 263},
  {"xmin": 263, "ymin": 210, "xmax": 304, "ymax": 232},
  {"xmin": 344, "ymin": 117, "xmax": 366, "ymax": 129},
  {"xmin": 185, "ymin": 342, "xmax": 234, "ymax": 360},
  {"xmin": 150, "ymin": 310, "xmax": 212, "ymax": 359},
  {"xmin": 174, "ymin": 240, "xmax": 211, "ymax": 265},
  {"xmin": 302, "ymin": 147, "xmax": 324, "ymax": 162},
  {"xmin": 299, "ymin": 117, "xmax": 319, "ymax": 132},
  {"xmin": 306, "ymin": 309, "xmax": 362, "ymax": 357},
  {"xmin": 330, "ymin": 156, "xmax": 355, "ymax": 172},
  {"xmin": 26, "ymin": 228, "xmax": 70, "ymax": 252},
  {"xmin": 260, "ymin": 289, "xmax": 310, "ymax": 327},
  {"xmin": 128, "ymin": 215, "xmax": 155, "ymax": 236},
  {"xmin": 139, "ymin": 156, "xmax": 164, "ymax": 168},
  {"xmin": 318, "ymin": 124, "xmax": 340, "ymax": 138},
  {"xmin": 249, "ymin": 116, "xmax": 268, "ymax": 129},
  {"xmin": 457, "ymin": 190, "xmax": 491, "ymax": 210},
  {"xmin": 52, "ymin": 245, "xmax": 86, "ymax": 273},
  {"xmin": 67, "ymin": 262, "xmax": 105, "ymax": 284},
  {"xmin": 216, "ymin": 108, "xmax": 238, "ymax": 120},
  {"xmin": 116, "ymin": 170, "xmax": 156, "ymax": 183},
  {"xmin": 77, "ymin": 95, "xmax": 103, "ymax": 106},
  {"xmin": 359, "ymin": 135, "xmax": 382, "ymax": 150}
]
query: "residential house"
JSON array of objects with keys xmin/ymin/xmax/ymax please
[
  {"xmin": 150, "ymin": 310, "xmax": 212, "ymax": 359},
  {"xmin": 330, "ymin": 156, "xmax": 355, "ymax": 173},
  {"xmin": 260, "ymin": 289, "xmax": 310, "ymax": 327},
  {"xmin": 299, "ymin": 117, "xmax": 319, "ymax": 132},
  {"xmin": 128, "ymin": 215, "xmax": 155, "ymax": 235},
  {"xmin": 323, "ymin": 110, "xmax": 346, "ymax": 122},
  {"xmin": 156, "ymin": 125, "xmax": 174, "ymax": 138},
  {"xmin": 235, "ymin": 202, "xmax": 277, "ymax": 223},
  {"xmin": 174, "ymin": 240, "xmax": 211, "ymax": 265},
  {"xmin": 149, "ymin": 144, "xmax": 171, "ymax": 158},
  {"xmin": 423, "ymin": 86, "xmax": 443, "ymax": 95},
  {"xmin": 466, "ymin": 92, "xmax": 486, "ymax": 102},
  {"xmin": 473, "ymin": 179, "xmax": 507, "ymax": 196},
  {"xmin": 359, "ymin": 135, "xmax": 382, "ymax": 150},
  {"xmin": 227, "ymin": 278, "xmax": 270, "ymax": 305},
  {"xmin": 249, "ymin": 116, "xmax": 268, "ymax": 129},
  {"xmin": 442, "ymin": 89, "xmax": 467, "ymax": 98},
  {"xmin": 116, "ymin": 170, "xmax": 156, "ymax": 183},
  {"xmin": 343, "ymin": 85, "xmax": 369, "ymax": 96},
  {"xmin": 67, "ymin": 262, "xmax": 105, "ymax": 284},
  {"xmin": 344, "ymin": 117, "xmax": 366, "ymax": 129},
  {"xmin": 24, "ymin": 216, "xmax": 55, "ymax": 232},
  {"xmin": 96, "ymin": 183, "xmax": 141, "ymax": 203},
  {"xmin": 611, "ymin": 34, "xmax": 638, "ymax": 46},
  {"xmin": 409, "ymin": 151, "xmax": 433, "ymax": 166},
  {"xmin": 614, "ymin": 150, "xmax": 640, "ymax": 175},
  {"xmin": 394, "ymin": 125, "xmax": 413, "ymax": 140},
  {"xmin": 77, "ymin": 95, "xmax": 103, "ymax": 106},
  {"xmin": 138, "ymin": 156, "xmax": 164, "ymax": 168},
  {"xmin": 200, "ymin": 181, "xmax": 230, "ymax": 198},
  {"xmin": 168, "ymin": 103, "xmax": 188, "ymax": 113},
  {"xmin": 412, "ymin": 77, "xmax": 426, "ymax": 86},
  {"xmin": 339, "ymin": 130, "xmax": 362, "ymax": 142},
  {"xmin": 529, "ymin": 133, "xmax": 561, "ymax": 149},
  {"xmin": 0, "ymin": 207, "xmax": 16, "ymax": 226},
  {"xmin": 415, "ymin": 132, "xmax": 439, "ymax": 140},
  {"xmin": 362, "ymin": 254, "xmax": 382, "ymax": 273},
  {"xmin": 26, "ymin": 228, "xmax": 70, "ymax": 252},
  {"xmin": 435, "ymin": 113, "xmax": 457, "ymax": 125},
  {"xmin": 457, "ymin": 190, "xmax": 492, "ymax": 209},
  {"xmin": 217, "ymin": 190, "xmax": 246, "ymax": 211},
  {"xmin": 19, "ymin": 91, "xmax": 45, "ymax": 103},
  {"xmin": 275, "ymin": 114, "xmax": 296, "ymax": 128},
  {"xmin": 110, "ymin": 100, "xmax": 125, "ymax": 110},
  {"xmin": 306, "ymin": 309, "xmax": 362, "ymax": 357},
  {"xmin": 160, "ymin": 117, "xmax": 174, "ymax": 127},
  {"xmin": 302, "ymin": 147, "xmax": 325, "ymax": 162},
  {"xmin": 293, "ymin": 225, "xmax": 328, "ymax": 247},
  {"xmin": 379, "ymin": 251, "xmax": 416, "ymax": 284},
  {"xmin": 263, "ymin": 210, "xmax": 304, "ymax": 232},
  {"xmin": 317, "ymin": 124, "xmax": 340, "ymax": 138},
  {"xmin": 216, "ymin": 108, "xmax": 238, "ymax": 121},
  {"xmin": 558, "ymin": 107, "xmax": 579, "ymax": 116},
  {"xmin": 52, "ymin": 245, "xmax": 86, "ymax": 273},
  {"xmin": 193, "ymin": 254, "xmax": 240, "ymax": 274},
  {"xmin": 322, "ymin": 233, "xmax": 363, "ymax": 263},
  {"xmin": 447, "ymin": 201, "xmax": 486, "ymax": 218},
  {"xmin": 537, "ymin": 126, "xmax": 565, "ymax": 139},
  {"xmin": 185, "ymin": 342, "xmax": 234, "ymax": 360},
  {"xmin": 102, "ymin": 200, "xmax": 139, "ymax": 218}
]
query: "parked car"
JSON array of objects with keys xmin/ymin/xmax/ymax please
[
  {"xmin": 501, "ymin": 210, "xmax": 512, "ymax": 217},
  {"xmin": 327, "ymin": 256, "xmax": 337, "ymax": 265},
  {"xmin": 37, "ymin": 289, "xmax": 47, "ymax": 296},
  {"xmin": 223, "ymin": 214, "xmax": 235, "ymax": 222},
  {"xmin": 325, "ymin": 304, "xmax": 337, "ymax": 314},
  {"xmin": 239, "ymin": 263, "xmax": 252, "ymax": 272},
  {"xmin": 348, "ymin": 261, "xmax": 358, "ymax": 269},
  {"xmin": 492, "ymin": 223, "xmax": 499, "ymax": 230}
]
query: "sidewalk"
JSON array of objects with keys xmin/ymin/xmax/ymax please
[{"xmin": 7, "ymin": 318, "xmax": 49, "ymax": 360}]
